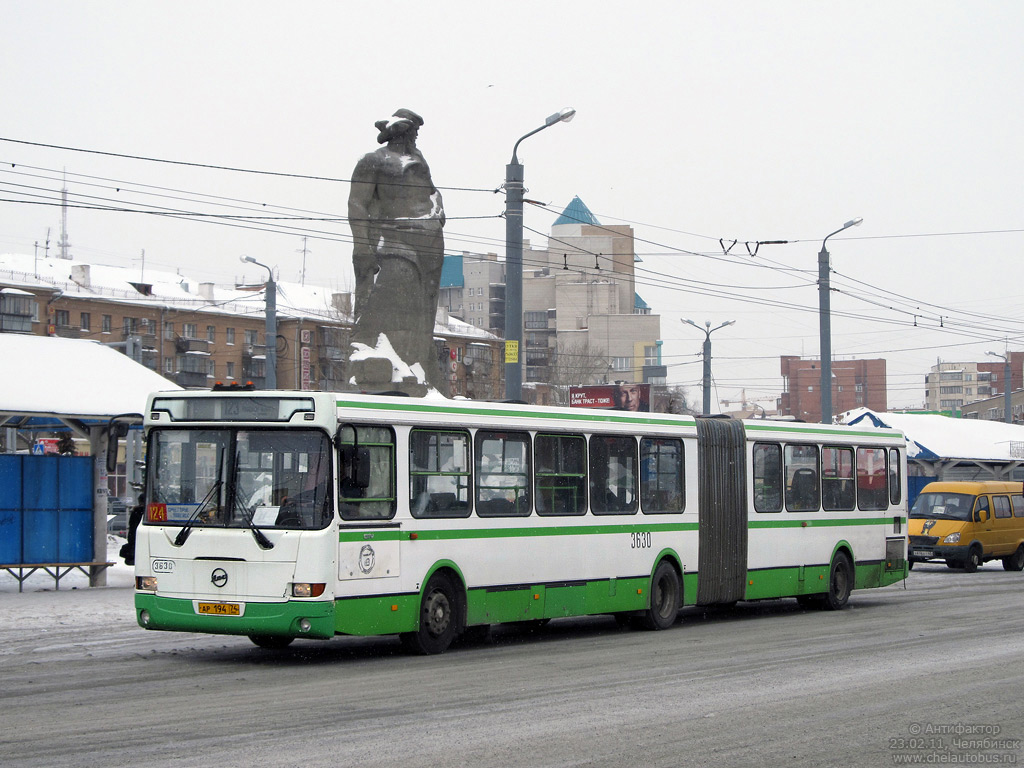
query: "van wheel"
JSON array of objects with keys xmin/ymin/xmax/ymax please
[
  {"xmin": 963, "ymin": 545, "xmax": 982, "ymax": 573},
  {"xmin": 1002, "ymin": 545, "xmax": 1024, "ymax": 572}
]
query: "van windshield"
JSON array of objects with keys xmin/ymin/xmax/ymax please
[{"xmin": 910, "ymin": 492, "xmax": 975, "ymax": 522}]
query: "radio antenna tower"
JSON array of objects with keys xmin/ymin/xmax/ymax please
[{"xmin": 57, "ymin": 170, "xmax": 71, "ymax": 260}]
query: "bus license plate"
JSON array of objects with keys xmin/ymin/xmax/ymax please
[
  {"xmin": 912, "ymin": 549, "xmax": 932, "ymax": 558},
  {"xmin": 198, "ymin": 602, "xmax": 241, "ymax": 616}
]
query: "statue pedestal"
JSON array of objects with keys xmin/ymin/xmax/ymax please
[{"xmin": 346, "ymin": 357, "xmax": 428, "ymax": 397}]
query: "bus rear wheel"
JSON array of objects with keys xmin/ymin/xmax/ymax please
[
  {"xmin": 401, "ymin": 572, "xmax": 461, "ymax": 655},
  {"xmin": 821, "ymin": 552, "xmax": 853, "ymax": 611},
  {"xmin": 640, "ymin": 561, "xmax": 681, "ymax": 630}
]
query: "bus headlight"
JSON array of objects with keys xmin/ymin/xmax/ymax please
[
  {"xmin": 136, "ymin": 576, "xmax": 158, "ymax": 591},
  {"xmin": 298, "ymin": 618, "xmax": 312, "ymax": 633},
  {"xmin": 291, "ymin": 582, "xmax": 326, "ymax": 598},
  {"xmin": 943, "ymin": 532, "xmax": 961, "ymax": 544}
]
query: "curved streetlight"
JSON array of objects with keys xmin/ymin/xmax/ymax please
[
  {"xmin": 240, "ymin": 255, "xmax": 277, "ymax": 390},
  {"xmin": 818, "ymin": 217, "xmax": 863, "ymax": 423},
  {"xmin": 682, "ymin": 318, "xmax": 735, "ymax": 415},
  {"xmin": 986, "ymin": 350, "xmax": 1013, "ymax": 423},
  {"xmin": 504, "ymin": 107, "xmax": 576, "ymax": 401}
]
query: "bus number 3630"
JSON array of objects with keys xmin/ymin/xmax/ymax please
[{"xmin": 630, "ymin": 532, "xmax": 652, "ymax": 549}]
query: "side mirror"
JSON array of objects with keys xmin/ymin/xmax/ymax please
[
  {"xmin": 106, "ymin": 414, "xmax": 143, "ymax": 473},
  {"xmin": 340, "ymin": 445, "xmax": 371, "ymax": 489}
]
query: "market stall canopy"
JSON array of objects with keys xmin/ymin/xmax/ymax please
[{"xmin": 843, "ymin": 408, "xmax": 1024, "ymax": 462}]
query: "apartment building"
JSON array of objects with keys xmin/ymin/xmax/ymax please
[
  {"xmin": 440, "ymin": 197, "xmax": 664, "ymax": 405},
  {"xmin": 778, "ymin": 355, "xmax": 887, "ymax": 422},
  {"xmin": 0, "ymin": 253, "xmax": 503, "ymax": 399},
  {"xmin": 923, "ymin": 354, "xmax": 1023, "ymax": 413}
]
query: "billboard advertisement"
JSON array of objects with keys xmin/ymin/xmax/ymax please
[{"xmin": 569, "ymin": 383, "xmax": 650, "ymax": 412}]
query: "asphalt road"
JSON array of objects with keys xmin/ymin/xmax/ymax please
[{"xmin": 2, "ymin": 564, "xmax": 1023, "ymax": 768}]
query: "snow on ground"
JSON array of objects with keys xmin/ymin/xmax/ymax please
[{"xmin": 0, "ymin": 535, "xmax": 135, "ymax": 596}]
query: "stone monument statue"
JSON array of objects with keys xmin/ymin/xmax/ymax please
[{"xmin": 347, "ymin": 108, "xmax": 447, "ymax": 394}]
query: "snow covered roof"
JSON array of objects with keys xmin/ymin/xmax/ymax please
[
  {"xmin": 0, "ymin": 252, "xmax": 494, "ymax": 341},
  {"xmin": 1, "ymin": 334, "xmax": 181, "ymax": 422},
  {"xmin": 843, "ymin": 408, "xmax": 1024, "ymax": 461}
]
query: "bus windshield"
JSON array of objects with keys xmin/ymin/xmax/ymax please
[
  {"xmin": 910, "ymin": 492, "xmax": 974, "ymax": 522},
  {"xmin": 147, "ymin": 428, "xmax": 333, "ymax": 530}
]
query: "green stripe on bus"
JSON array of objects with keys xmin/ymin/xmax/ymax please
[
  {"xmin": 341, "ymin": 522, "xmax": 699, "ymax": 543},
  {"xmin": 336, "ymin": 398, "xmax": 690, "ymax": 428},
  {"xmin": 335, "ymin": 398, "xmax": 903, "ymax": 438},
  {"xmin": 742, "ymin": 422, "xmax": 902, "ymax": 438},
  {"xmin": 340, "ymin": 516, "xmax": 900, "ymax": 543},
  {"xmin": 749, "ymin": 516, "xmax": 902, "ymax": 529}
]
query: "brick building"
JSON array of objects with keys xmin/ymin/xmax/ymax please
[
  {"xmin": 0, "ymin": 253, "xmax": 503, "ymax": 398},
  {"xmin": 778, "ymin": 355, "xmax": 887, "ymax": 423}
]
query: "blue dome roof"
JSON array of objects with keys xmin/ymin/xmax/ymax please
[{"xmin": 553, "ymin": 196, "xmax": 600, "ymax": 227}]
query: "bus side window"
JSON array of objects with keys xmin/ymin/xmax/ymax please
[
  {"xmin": 338, "ymin": 425, "xmax": 396, "ymax": 520},
  {"xmin": 475, "ymin": 430, "xmax": 531, "ymax": 517},
  {"xmin": 785, "ymin": 444, "xmax": 820, "ymax": 513},
  {"xmin": 753, "ymin": 442, "xmax": 783, "ymax": 513},
  {"xmin": 589, "ymin": 435, "xmax": 638, "ymax": 515},
  {"xmin": 409, "ymin": 429, "xmax": 471, "ymax": 518},
  {"xmin": 888, "ymin": 447, "xmax": 902, "ymax": 505},
  {"xmin": 856, "ymin": 446, "xmax": 888, "ymax": 511},
  {"xmin": 535, "ymin": 434, "xmax": 587, "ymax": 516},
  {"xmin": 640, "ymin": 437, "xmax": 684, "ymax": 514},
  {"xmin": 821, "ymin": 446, "xmax": 855, "ymax": 511}
]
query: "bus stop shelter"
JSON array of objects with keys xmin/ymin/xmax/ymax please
[{"xmin": 0, "ymin": 334, "xmax": 180, "ymax": 589}]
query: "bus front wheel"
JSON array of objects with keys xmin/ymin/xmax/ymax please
[
  {"xmin": 401, "ymin": 572, "xmax": 461, "ymax": 655},
  {"xmin": 640, "ymin": 561, "xmax": 681, "ymax": 630}
]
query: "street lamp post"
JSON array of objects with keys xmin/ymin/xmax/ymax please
[
  {"xmin": 240, "ymin": 255, "xmax": 277, "ymax": 390},
  {"xmin": 504, "ymin": 107, "xmax": 576, "ymax": 402},
  {"xmin": 818, "ymin": 217, "xmax": 863, "ymax": 424},
  {"xmin": 682, "ymin": 318, "xmax": 735, "ymax": 416},
  {"xmin": 986, "ymin": 351, "xmax": 1013, "ymax": 423}
]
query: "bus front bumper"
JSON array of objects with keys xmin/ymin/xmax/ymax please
[{"xmin": 135, "ymin": 593, "xmax": 335, "ymax": 639}]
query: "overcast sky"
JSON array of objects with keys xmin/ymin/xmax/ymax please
[{"xmin": 2, "ymin": 1, "xmax": 1022, "ymax": 410}]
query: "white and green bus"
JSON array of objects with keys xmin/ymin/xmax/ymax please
[{"xmin": 130, "ymin": 390, "xmax": 908, "ymax": 653}]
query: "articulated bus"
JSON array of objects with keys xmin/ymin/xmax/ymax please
[{"xmin": 130, "ymin": 390, "xmax": 908, "ymax": 653}]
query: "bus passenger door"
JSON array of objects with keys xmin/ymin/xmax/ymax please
[{"xmin": 695, "ymin": 418, "xmax": 748, "ymax": 605}]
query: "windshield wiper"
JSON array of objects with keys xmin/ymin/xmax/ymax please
[
  {"xmin": 234, "ymin": 495, "xmax": 274, "ymax": 550},
  {"xmin": 173, "ymin": 480, "xmax": 222, "ymax": 546}
]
